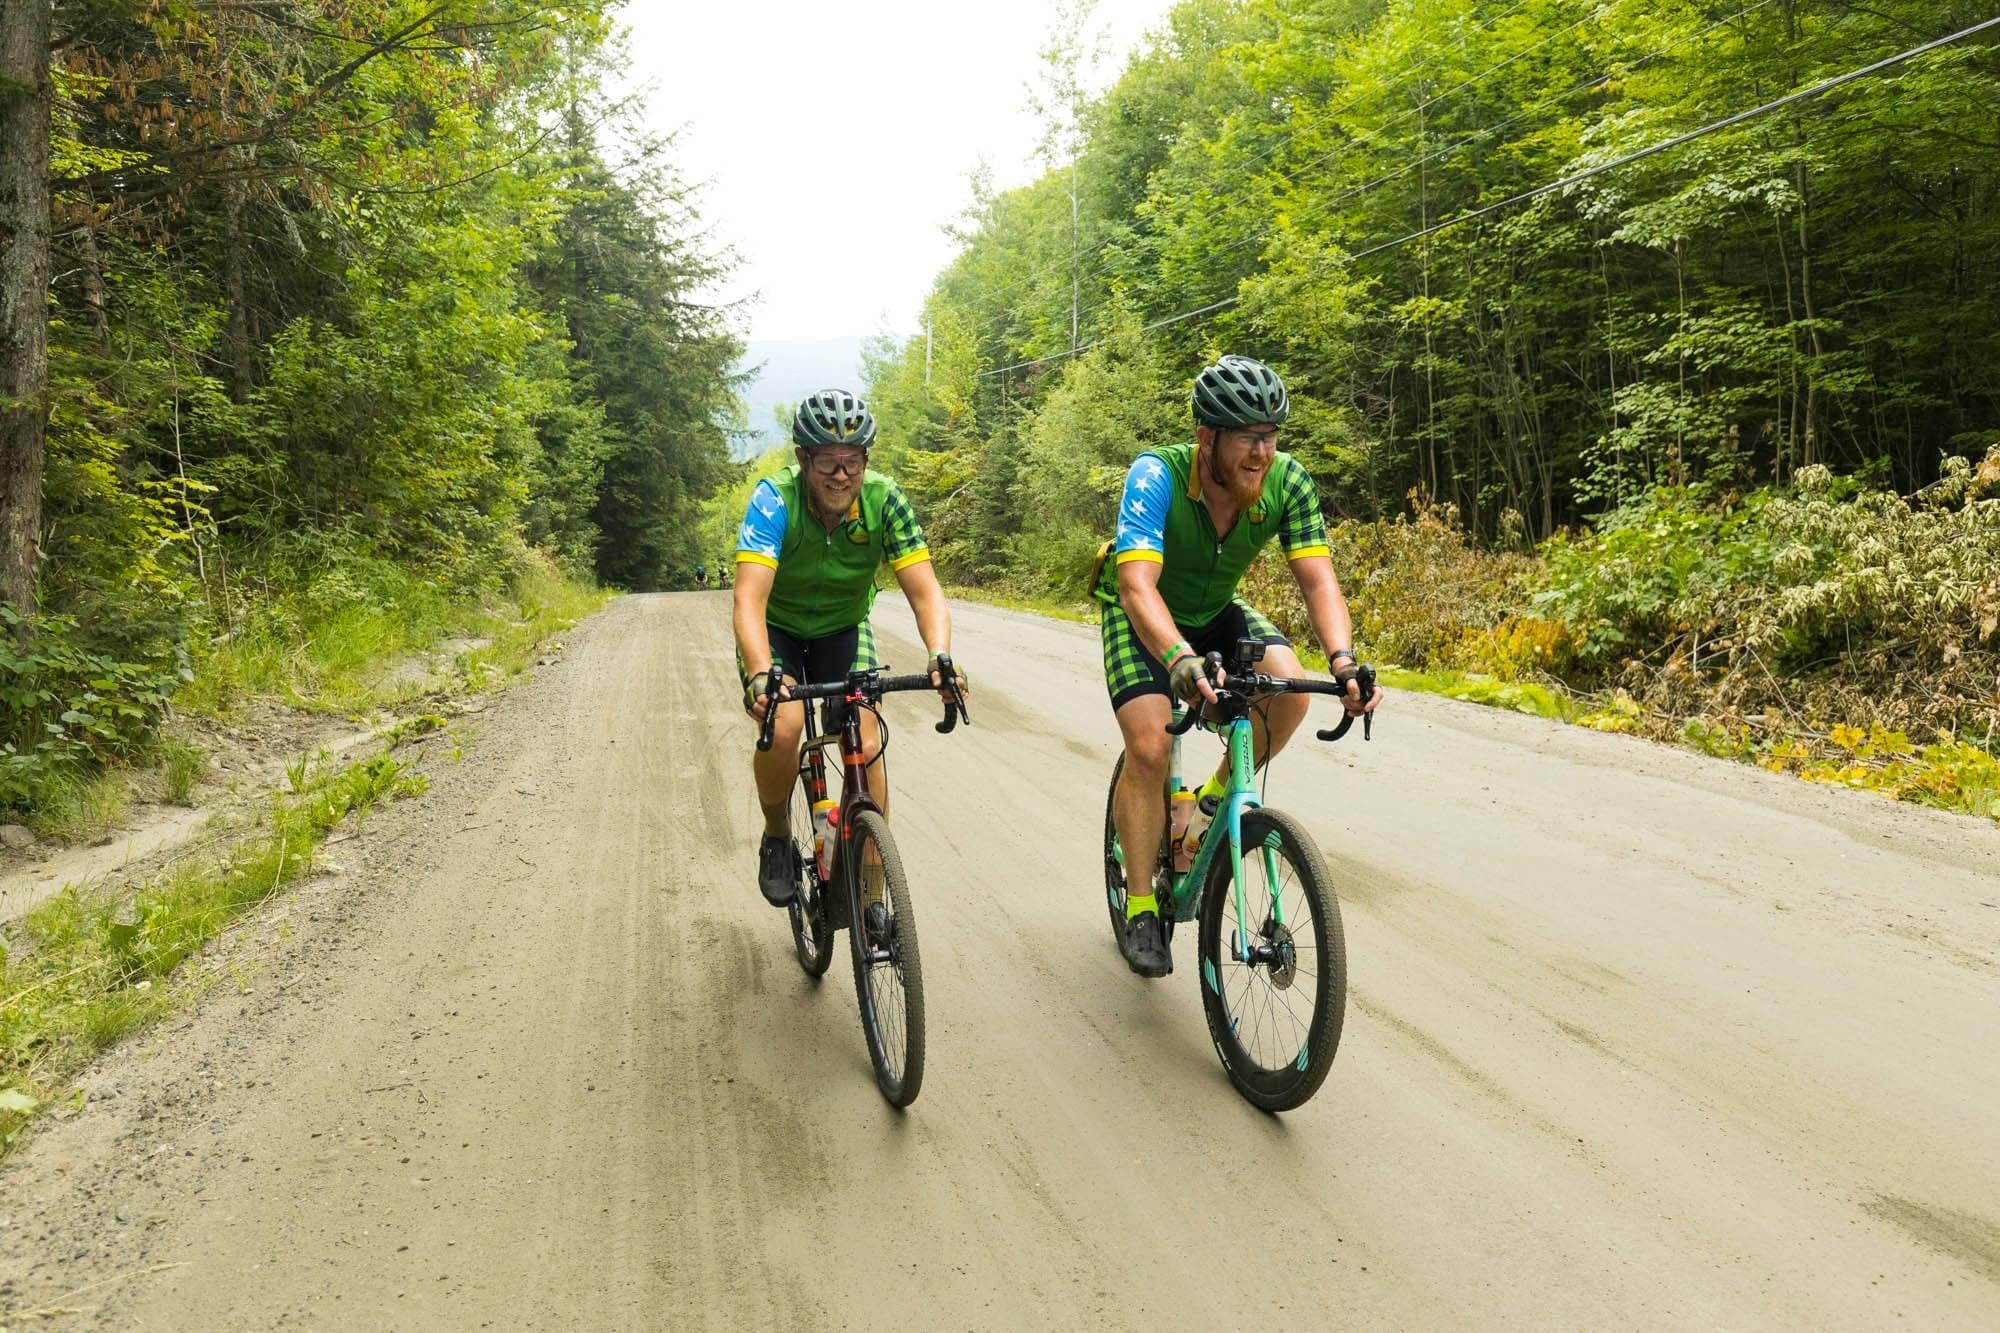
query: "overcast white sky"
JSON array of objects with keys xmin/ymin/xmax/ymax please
[{"xmin": 620, "ymin": 0, "xmax": 1180, "ymax": 342}]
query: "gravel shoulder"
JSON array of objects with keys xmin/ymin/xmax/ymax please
[{"xmin": 2, "ymin": 592, "xmax": 1997, "ymax": 1328}]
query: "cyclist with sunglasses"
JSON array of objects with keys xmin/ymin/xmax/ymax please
[
  {"xmin": 733, "ymin": 388, "xmax": 962, "ymax": 908},
  {"xmin": 1097, "ymin": 355, "xmax": 1382, "ymax": 977}
]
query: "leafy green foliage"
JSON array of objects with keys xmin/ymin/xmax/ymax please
[
  {"xmin": 8, "ymin": 6, "xmax": 742, "ymax": 815},
  {"xmin": 867, "ymin": 0, "xmax": 2000, "ymax": 593},
  {"xmin": 0, "ymin": 607, "xmax": 184, "ymax": 816}
]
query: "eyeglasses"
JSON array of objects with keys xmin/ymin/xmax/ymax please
[
  {"xmin": 809, "ymin": 453, "xmax": 868, "ymax": 478},
  {"xmin": 1221, "ymin": 428, "xmax": 1279, "ymax": 450}
]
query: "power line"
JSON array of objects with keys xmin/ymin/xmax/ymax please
[
  {"xmin": 1207, "ymin": 0, "xmax": 1782, "ymax": 274},
  {"xmin": 955, "ymin": 0, "xmax": 1589, "ymax": 352},
  {"xmin": 977, "ymin": 14, "xmax": 2000, "ymax": 379},
  {"xmin": 1049, "ymin": 0, "xmax": 1779, "ymax": 355}
]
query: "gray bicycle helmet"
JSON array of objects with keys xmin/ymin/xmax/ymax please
[
  {"xmin": 1191, "ymin": 355, "xmax": 1289, "ymax": 428},
  {"xmin": 792, "ymin": 388, "xmax": 877, "ymax": 448}
]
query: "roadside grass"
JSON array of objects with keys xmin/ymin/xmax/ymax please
[
  {"xmin": 0, "ymin": 559, "xmax": 600, "ymax": 849},
  {"xmin": 0, "ymin": 748, "xmax": 428, "ymax": 1159},
  {"xmin": 941, "ymin": 582, "xmax": 1095, "ymax": 625},
  {"xmin": 456, "ymin": 560, "xmax": 608, "ymax": 687},
  {"xmin": 1002, "ymin": 568, "xmax": 2000, "ymax": 825},
  {"xmin": 180, "ymin": 555, "xmax": 607, "ymax": 718},
  {"xmin": 24, "ymin": 771, "xmax": 131, "ymax": 845},
  {"xmin": 1378, "ymin": 667, "xmax": 1572, "ymax": 721},
  {"xmin": 156, "ymin": 735, "xmax": 206, "ymax": 807}
]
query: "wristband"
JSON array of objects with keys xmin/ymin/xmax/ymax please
[
  {"xmin": 1161, "ymin": 641, "xmax": 1194, "ymax": 668},
  {"xmin": 1328, "ymin": 648, "xmax": 1357, "ymax": 663}
]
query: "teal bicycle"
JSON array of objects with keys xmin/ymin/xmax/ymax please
[{"xmin": 1102, "ymin": 639, "xmax": 1376, "ymax": 1111}]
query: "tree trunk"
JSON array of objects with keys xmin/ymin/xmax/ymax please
[
  {"xmin": 0, "ymin": 0, "xmax": 53, "ymax": 621},
  {"xmin": 77, "ymin": 188, "xmax": 109, "ymax": 350},
  {"xmin": 223, "ymin": 169, "xmax": 252, "ymax": 402}
]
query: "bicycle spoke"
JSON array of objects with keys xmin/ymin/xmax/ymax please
[
  {"xmin": 1211, "ymin": 837, "xmax": 1328, "ymax": 1073},
  {"xmin": 1200, "ymin": 800, "xmax": 1346, "ymax": 1110}
]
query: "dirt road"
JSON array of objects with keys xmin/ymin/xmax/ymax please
[{"xmin": 4, "ymin": 593, "xmax": 1999, "ymax": 1328}]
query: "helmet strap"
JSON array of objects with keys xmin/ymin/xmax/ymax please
[{"xmin": 1200, "ymin": 425, "xmax": 1228, "ymax": 490}]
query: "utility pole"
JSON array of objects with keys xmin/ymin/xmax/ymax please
[{"xmin": 1070, "ymin": 160, "xmax": 1079, "ymax": 355}]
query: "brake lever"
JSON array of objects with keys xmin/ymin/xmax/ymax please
[
  {"xmin": 1164, "ymin": 653, "xmax": 1227, "ymax": 736},
  {"xmin": 755, "ymin": 668, "xmax": 785, "ymax": 752},
  {"xmin": 1316, "ymin": 664, "xmax": 1378, "ymax": 742},
  {"xmin": 933, "ymin": 653, "xmax": 967, "ymax": 733}
]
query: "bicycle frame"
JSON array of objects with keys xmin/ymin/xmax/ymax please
[
  {"xmin": 1161, "ymin": 713, "xmax": 1285, "ymax": 963},
  {"xmin": 797, "ymin": 692, "xmax": 884, "ymax": 888}
]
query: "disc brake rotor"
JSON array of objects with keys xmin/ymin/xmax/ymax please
[{"xmin": 1260, "ymin": 916, "xmax": 1298, "ymax": 990}]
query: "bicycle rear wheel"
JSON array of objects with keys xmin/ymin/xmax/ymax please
[
  {"xmin": 786, "ymin": 762, "xmax": 835, "ymax": 979},
  {"xmin": 1102, "ymin": 753, "xmax": 1171, "ymax": 947},
  {"xmin": 1196, "ymin": 807, "xmax": 1346, "ymax": 1112},
  {"xmin": 845, "ymin": 809, "xmax": 925, "ymax": 1107}
]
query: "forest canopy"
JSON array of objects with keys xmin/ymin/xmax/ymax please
[
  {"xmin": 866, "ymin": 0, "xmax": 2000, "ymax": 572},
  {"xmin": 0, "ymin": 0, "xmax": 744, "ymax": 812}
]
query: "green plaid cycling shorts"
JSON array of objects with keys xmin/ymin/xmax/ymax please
[
  {"xmin": 1100, "ymin": 598, "xmax": 1287, "ymax": 710},
  {"xmin": 735, "ymin": 619, "xmax": 879, "ymax": 693}
]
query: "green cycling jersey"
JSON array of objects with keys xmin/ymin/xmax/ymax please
[{"xmin": 734, "ymin": 465, "xmax": 931, "ymax": 640}]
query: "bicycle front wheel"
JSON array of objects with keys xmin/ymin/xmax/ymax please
[
  {"xmin": 786, "ymin": 765, "xmax": 835, "ymax": 979},
  {"xmin": 1196, "ymin": 807, "xmax": 1346, "ymax": 1112},
  {"xmin": 845, "ymin": 809, "xmax": 925, "ymax": 1107}
]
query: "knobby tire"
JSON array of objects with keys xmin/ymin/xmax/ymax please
[
  {"xmin": 846, "ymin": 809, "xmax": 925, "ymax": 1108},
  {"xmin": 786, "ymin": 762, "xmax": 835, "ymax": 979}
]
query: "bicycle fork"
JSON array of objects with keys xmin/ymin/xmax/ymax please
[{"xmin": 1174, "ymin": 718, "xmax": 1286, "ymax": 964}]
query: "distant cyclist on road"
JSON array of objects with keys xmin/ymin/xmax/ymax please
[
  {"xmin": 695, "ymin": 563, "xmax": 708, "ymax": 590},
  {"xmin": 733, "ymin": 388, "xmax": 962, "ymax": 908},
  {"xmin": 1097, "ymin": 355, "xmax": 1381, "ymax": 977}
]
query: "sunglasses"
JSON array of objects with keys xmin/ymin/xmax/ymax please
[{"xmin": 809, "ymin": 453, "xmax": 868, "ymax": 478}]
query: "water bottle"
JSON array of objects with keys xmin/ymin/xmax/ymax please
[
  {"xmin": 1169, "ymin": 789, "xmax": 1197, "ymax": 873},
  {"xmin": 1181, "ymin": 793, "xmax": 1221, "ymax": 864},
  {"xmin": 811, "ymin": 800, "xmax": 838, "ymax": 881}
]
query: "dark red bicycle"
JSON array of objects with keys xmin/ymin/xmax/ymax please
[{"xmin": 755, "ymin": 660, "xmax": 968, "ymax": 1107}]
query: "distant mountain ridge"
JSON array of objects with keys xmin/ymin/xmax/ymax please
[{"xmin": 734, "ymin": 336, "xmax": 887, "ymax": 458}]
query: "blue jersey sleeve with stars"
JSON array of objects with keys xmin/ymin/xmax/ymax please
[
  {"xmin": 735, "ymin": 479, "xmax": 787, "ymax": 568},
  {"xmin": 1113, "ymin": 453, "xmax": 1172, "ymax": 564}
]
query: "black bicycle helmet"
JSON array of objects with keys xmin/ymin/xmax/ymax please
[
  {"xmin": 792, "ymin": 388, "xmax": 877, "ymax": 448},
  {"xmin": 1191, "ymin": 355, "xmax": 1289, "ymax": 428}
]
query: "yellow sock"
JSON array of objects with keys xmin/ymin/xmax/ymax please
[
  {"xmin": 1125, "ymin": 891, "xmax": 1157, "ymax": 921},
  {"xmin": 1197, "ymin": 770, "xmax": 1228, "ymax": 802}
]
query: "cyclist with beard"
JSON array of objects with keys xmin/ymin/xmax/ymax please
[
  {"xmin": 1097, "ymin": 355, "xmax": 1382, "ymax": 977},
  {"xmin": 734, "ymin": 388, "xmax": 960, "ymax": 909}
]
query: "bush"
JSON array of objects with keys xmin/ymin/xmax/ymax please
[
  {"xmin": 1241, "ymin": 500, "xmax": 1536, "ymax": 670},
  {"xmin": 1534, "ymin": 453, "xmax": 2000, "ymax": 744},
  {"xmin": 0, "ymin": 608, "xmax": 186, "ymax": 818}
]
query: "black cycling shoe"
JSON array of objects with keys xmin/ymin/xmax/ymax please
[
  {"xmin": 757, "ymin": 835, "xmax": 797, "ymax": 907},
  {"xmin": 1120, "ymin": 911, "xmax": 1172, "ymax": 978}
]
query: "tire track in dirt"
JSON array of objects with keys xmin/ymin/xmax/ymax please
[{"xmin": 1, "ymin": 591, "xmax": 1996, "ymax": 1329}]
